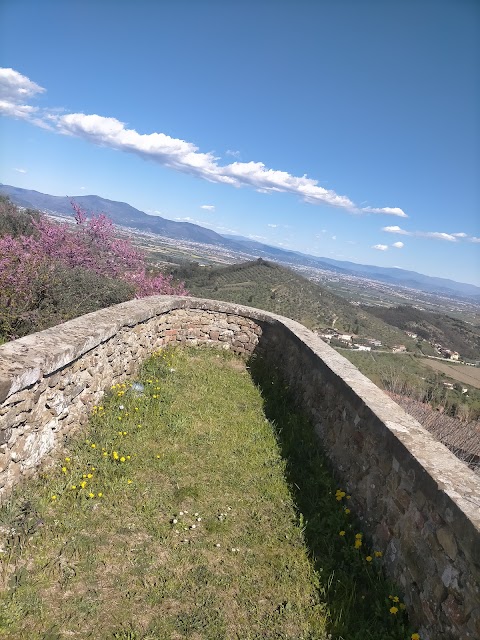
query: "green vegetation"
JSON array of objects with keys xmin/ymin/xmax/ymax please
[
  {"xmin": 340, "ymin": 351, "xmax": 480, "ymax": 421},
  {"xmin": 362, "ymin": 304, "xmax": 480, "ymax": 361},
  {"xmin": 0, "ymin": 347, "xmax": 416, "ymax": 639},
  {"xmin": 0, "ymin": 195, "xmax": 40, "ymax": 238},
  {"xmin": 173, "ymin": 260, "xmax": 417, "ymax": 350}
]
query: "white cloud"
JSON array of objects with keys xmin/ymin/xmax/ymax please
[
  {"xmin": 267, "ymin": 223, "xmax": 278, "ymax": 228},
  {"xmin": 13, "ymin": 167, "xmax": 27, "ymax": 173},
  {"xmin": 200, "ymin": 204, "xmax": 215, "ymax": 211},
  {"xmin": 470, "ymin": 237, "xmax": 480, "ymax": 243},
  {"xmin": 382, "ymin": 225, "xmax": 477, "ymax": 243},
  {"xmin": 0, "ymin": 68, "xmax": 45, "ymax": 103},
  {"xmin": 0, "ymin": 66, "xmax": 408, "ymax": 217},
  {"xmin": 0, "ymin": 68, "xmax": 45, "ymax": 121},
  {"xmin": 383, "ymin": 225, "xmax": 407, "ymax": 234},
  {"xmin": 373, "ymin": 244, "xmax": 389, "ymax": 251},
  {"xmin": 392, "ymin": 241, "xmax": 404, "ymax": 248},
  {"xmin": 0, "ymin": 100, "xmax": 38, "ymax": 119},
  {"xmin": 362, "ymin": 206, "xmax": 408, "ymax": 218},
  {"xmin": 226, "ymin": 149, "xmax": 241, "ymax": 158}
]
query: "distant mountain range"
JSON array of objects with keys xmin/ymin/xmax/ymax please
[{"xmin": 1, "ymin": 183, "xmax": 479, "ymax": 300}]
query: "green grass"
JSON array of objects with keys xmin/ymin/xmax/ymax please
[{"xmin": 0, "ymin": 347, "xmax": 416, "ymax": 640}]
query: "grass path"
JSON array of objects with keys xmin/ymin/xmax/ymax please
[{"xmin": 0, "ymin": 347, "xmax": 416, "ymax": 640}]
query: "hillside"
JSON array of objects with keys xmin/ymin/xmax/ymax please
[
  {"xmin": 174, "ymin": 259, "xmax": 418, "ymax": 350},
  {"xmin": 0, "ymin": 184, "xmax": 239, "ymax": 248},
  {"xmin": 362, "ymin": 304, "xmax": 480, "ymax": 360},
  {"xmin": 2, "ymin": 184, "xmax": 479, "ymax": 301}
]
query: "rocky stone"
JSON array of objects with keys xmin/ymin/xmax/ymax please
[{"xmin": 436, "ymin": 526, "xmax": 458, "ymax": 561}]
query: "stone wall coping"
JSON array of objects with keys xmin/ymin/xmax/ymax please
[{"xmin": 1, "ymin": 295, "xmax": 479, "ymax": 535}]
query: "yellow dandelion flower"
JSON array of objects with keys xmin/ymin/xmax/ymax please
[
  {"xmin": 134, "ymin": 407, "xmax": 139, "ymax": 411},
  {"xmin": 354, "ymin": 539, "xmax": 362, "ymax": 549},
  {"xmin": 153, "ymin": 394, "xmax": 158, "ymax": 399},
  {"xmin": 80, "ymin": 481, "xmax": 87, "ymax": 489},
  {"xmin": 83, "ymin": 474, "xmax": 87, "ymax": 478},
  {"xmin": 71, "ymin": 485, "xmax": 77, "ymax": 490},
  {"xmin": 392, "ymin": 596, "xmax": 399, "ymax": 603},
  {"xmin": 51, "ymin": 495, "xmax": 57, "ymax": 500},
  {"xmin": 103, "ymin": 452, "xmax": 108, "ymax": 457},
  {"xmin": 123, "ymin": 431, "xmax": 127, "ymax": 436},
  {"xmin": 389, "ymin": 606, "xmax": 398, "ymax": 615},
  {"xmin": 117, "ymin": 417, "xmax": 122, "ymax": 421},
  {"xmin": 87, "ymin": 473, "xmax": 93, "ymax": 479},
  {"xmin": 127, "ymin": 479, "xmax": 132, "ymax": 484},
  {"xmin": 97, "ymin": 492, "xmax": 103, "ymax": 498},
  {"xmin": 91, "ymin": 467, "xmax": 95, "ymax": 471},
  {"xmin": 61, "ymin": 466, "xmax": 67, "ymax": 474},
  {"xmin": 88, "ymin": 492, "xmax": 95, "ymax": 498},
  {"xmin": 366, "ymin": 556, "xmax": 372, "ymax": 562},
  {"xmin": 346, "ymin": 495, "xmax": 351, "ymax": 500},
  {"xmin": 156, "ymin": 455, "xmax": 161, "ymax": 459},
  {"xmin": 91, "ymin": 444, "xmax": 96, "ymax": 449},
  {"xmin": 355, "ymin": 533, "xmax": 363, "ymax": 539},
  {"xmin": 374, "ymin": 551, "xmax": 383, "ymax": 558},
  {"xmin": 120, "ymin": 456, "xmax": 126, "ymax": 463},
  {"xmin": 113, "ymin": 451, "xmax": 119, "ymax": 460},
  {"xmin": 411, "ymin": 634, "xmax": 420, "ymax": 640},
  {"xmin": 339, "ymin": 530, "xmax": 346, "ymax": 536},
  {"xmin": 126, "ymin": 455, "xmax": 131, "ymax": 460},
  {"xmin": 65, "ymin": 457, "xmax": 71, "ymax": 462},
  {"xmin": 344, "ymin": 508, "xmax": 350, "ymax": 514}
]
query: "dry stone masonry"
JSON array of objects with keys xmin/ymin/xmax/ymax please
[{"xmin": 0, "ymin": 296, "xmax": 479, "ymax": 639}]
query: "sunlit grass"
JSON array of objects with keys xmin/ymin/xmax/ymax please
[{"xmin": 0, "ymin": 347, "xmax": 417, "ymax": 639}]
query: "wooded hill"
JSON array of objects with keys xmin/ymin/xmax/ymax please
[
  {"xmin": 173, "ymin": 259, "xmax": 417, "ymax": 350},
  {"xmin": 362, "ymin": 304, "xmax": 480, "ymax": 360}
]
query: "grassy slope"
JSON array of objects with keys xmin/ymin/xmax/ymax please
[
  {"xmin": 175, "ymin": 260, "xmax": 417, "ymax": 350},
  {"xmin": 0, "ymin": 349, "xmax": 327, "ymax": 639},
  {"xmin": 361, "ymin": 304, "xmax": 480, "ymax": 360},
  {"xmin": 0, "ymin": 348, "xmax": 415, "ymax": 640}
]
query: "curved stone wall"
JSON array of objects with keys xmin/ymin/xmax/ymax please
[{"xmin": 0, "ymin": 296, "xmax": 479, "ymax": 639}]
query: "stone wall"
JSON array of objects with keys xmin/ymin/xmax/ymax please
[{"xmin": 0, "ymin": 296, "xmax": 479, "ymax": 639}]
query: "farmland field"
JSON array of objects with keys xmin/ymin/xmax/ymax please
[{"xmin": 422, "ymin": 359, "xmax": 480, "ymax": 389}]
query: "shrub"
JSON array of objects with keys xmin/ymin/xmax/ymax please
[
  {"xmin": 0, "ymin": 200, "xmax": 187, "ymax": 340},
  {"xmin": 0, "ymin": 195, "xmax": 39, "ymax": 238}
]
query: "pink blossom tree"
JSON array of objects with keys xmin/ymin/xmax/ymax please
[{"xmin": 0, "ymin": 200, "xmax": 187, "ymax": 338}]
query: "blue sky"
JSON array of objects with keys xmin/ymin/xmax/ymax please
[{"xmin": 0, "ymin": 0, "xmax": 479, "ymax": 285}]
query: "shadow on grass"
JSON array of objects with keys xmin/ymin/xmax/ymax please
[{"xmin": 248, "ymin": 354, "xmax": 412, "ymax": 640}]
